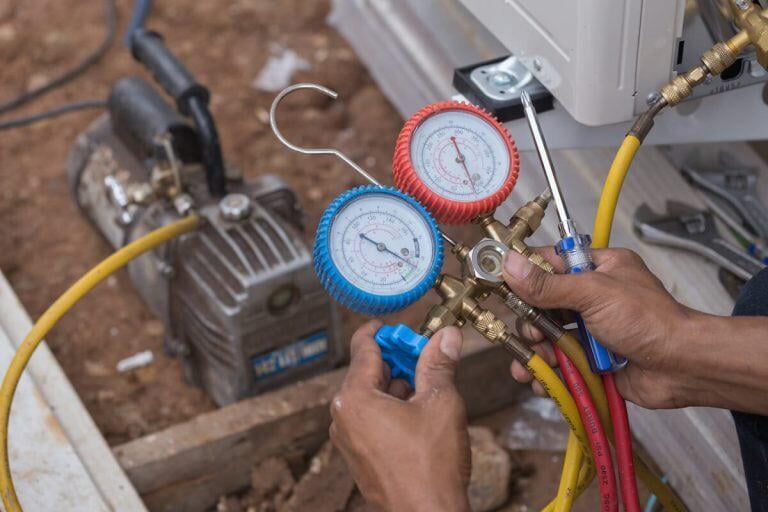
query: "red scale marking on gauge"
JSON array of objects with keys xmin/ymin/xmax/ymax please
[
  {"xmin": 393, "ymin": 101, "xmax": 520, "ymax": 225},
  {"xmin": 433, "ymin": 136, "xmax": 484, "ymax": 190},
  {"xmin": 355, "ymin": 225, "xmax": 408, "ymax": 274}
]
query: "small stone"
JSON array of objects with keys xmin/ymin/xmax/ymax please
[
  {"xmin": 144, "ymin": 319, "xmax": 164, "ymax": 337},
  {"xmin": 217, "ymin": 495, "xmax": 243, "ymax": 512},
  {"xmin": 256, "ymin": 108, "xmax": 270, "ymax": 124},
  {"xmin": 468, "ymin": 426, "xmax": 512, "ymax": 512},
  {"xmin": 250, "ymin": 457, "xmax": 295, "ymax": 501},
  {"xmin": 280, "ymin": 441, "xmax": 354, "ymax": 512},
  {"xmin": 83, "ymin": 359, "xmax": 111, "ymax": 377},
  {"xmin": 0, "ymin": 23, "xmax": 16, "ymax": 43},
  {"xmin": 27, "ymin": 73, "xmax": 49, "ymax": 91},
  {"xmin": 96, "ymin": 389, "xmax": 116, "ymax": 402}
]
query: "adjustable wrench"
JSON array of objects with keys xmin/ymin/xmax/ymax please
[
  {"xmin": 634, "ymin": 201, "xmax": 765, "ymax": 282},
  {"xmin": 681, "ymin": 164, "xmax": 768, "ymax": 240}
]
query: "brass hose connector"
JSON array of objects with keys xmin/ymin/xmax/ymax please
[
  {"xmin": 628, "ymin": 96, "xmax": 667, "ymax": 141},
  {"xmin": 660, "ymin": 3, "xmax": 763, "ymax": 107},
  {"xmin": 500, "ymin": 332, "xmax": 534, "ymax": 362},
  {"xmin": 495, "ymin": 283, "xmax": 565, "ymax": 342},
  {"xmin": 509, "ymin": 239, "xmax": 555, "ymax": 273},
  {"xmin": 471, "ymin": 309, "xmax": 507, "ymax": 342},
  {"xmin": 466, "ymin": 306, "xmax": 534, "ymax": 361}
]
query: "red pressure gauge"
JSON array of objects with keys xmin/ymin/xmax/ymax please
[{"xmin": 393, "ymin": 101, "xmax": 520, "ymax": 224}]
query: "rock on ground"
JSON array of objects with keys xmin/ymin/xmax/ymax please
[
  {"xmin": 280, "ymin": 440, "xmax": 356, "ymax": 512},
  {"xmin": 468, "ymin": 426, "xmax": 513, "ymax": 512}
]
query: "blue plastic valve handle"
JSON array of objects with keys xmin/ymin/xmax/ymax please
[
  {"xmin": 374, "ymin": 323, "xmax": 429, "ymax": 387},
  {"xmin": 556, "ymin": 234, "xmax": 627, "ymax": 373}
]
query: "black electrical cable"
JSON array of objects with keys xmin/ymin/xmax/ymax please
[
  {"xmin": 0, "ymin": 0, "xmax": 116, "ymax": 116},
  {"xmin": 0, "ymin": 100, "xmax": 106, "ymax": 131},
  {"xmin": 124, "ymin": 0, "xmax": 153, "ymax": 45}
]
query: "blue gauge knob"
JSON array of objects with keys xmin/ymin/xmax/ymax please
[
  {"xmin": 375, "ymin": 323, "xmax": 429, "ymax": 387},
  {"xmin": 314, "ymin": 185, "xmax": 443, "ymax": 316}
]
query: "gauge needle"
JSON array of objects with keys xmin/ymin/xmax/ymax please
[
  {"xmin": 359, "ymin": 233, "xmax": 417, "ymax": 269},
  {"xmin": 450, "ymin": 136, "xmax": 476, "ymax": 193}
]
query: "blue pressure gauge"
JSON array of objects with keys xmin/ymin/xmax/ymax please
[{"xmin": 314, "ymin": 186, "xmax": 444, "ymax": 316}]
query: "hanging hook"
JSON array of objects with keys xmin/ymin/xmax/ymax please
[
  {"xmin": 268, "ymin": 82, "xmax": 457, "ymax": 248},
  {"xmin": 269, "ymin": 83, "xmax": 382, "ymax": 186}
]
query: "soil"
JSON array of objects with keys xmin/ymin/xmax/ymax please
[{"xmin": 0, "ymin": 2, "xmax": 641, "ymax": 511}]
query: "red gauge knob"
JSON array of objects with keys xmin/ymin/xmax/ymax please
[{"xmin": 393, "ymin": 101, "xmax": 520, "ymax": 224}]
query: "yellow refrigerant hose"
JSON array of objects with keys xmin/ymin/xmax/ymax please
[
  {"xmin": 526, "ymin": 354, "xmax": 595, "ymax": 512},
  {"xmin": 592, "ymin": 135, "xmax": 642, "ymax": 248},
  {"xmin": 0, "ymin": 214, "xmax": 201, "ymax": 512},
  {"xmin": 590, "ymin": 134, "xmax": 689, "ymax": 512}
]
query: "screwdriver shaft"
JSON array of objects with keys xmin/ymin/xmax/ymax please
[{"xmin": 520, "ymin": 91, "xmax": 575, "ymax": 238}]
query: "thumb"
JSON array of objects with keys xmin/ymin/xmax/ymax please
[
  {"xmin": 502, "ymin": 250, "xmax": 603, "ymax": 311},
  {"xmin": 414, "ymin": 327, "xmax": 462, "ymax": 394}
]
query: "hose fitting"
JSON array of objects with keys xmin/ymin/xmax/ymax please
[
  {"xmin": 628, "ymin": 97, "xmax": 667, "ymax": 142},
  {"xmin": 659, "ymin": 4, "xmax": 764, "ymax": 108},
  {"xmin": 495, "ymin": 283, "xmax": 566, "ymax": 342}
]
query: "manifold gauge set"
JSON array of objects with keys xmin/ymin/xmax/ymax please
[
  {"xmin": 313, "ymin": 100, "xmax": 518, "ymax": 316},
  {"xmin": 269, "ymin": 83, "xmax": 567, "ymax": 385}
]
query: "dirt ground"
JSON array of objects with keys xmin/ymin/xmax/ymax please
[{"xmin": 0, "ymin": 1, "xmax": 633, "ymax": 511}]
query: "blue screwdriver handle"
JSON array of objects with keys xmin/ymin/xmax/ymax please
[{"xmin": 556, "ymin": 234, "xmax": 627, "ymax": 373}]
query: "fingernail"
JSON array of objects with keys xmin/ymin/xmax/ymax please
[
  {"xmin": 439, "ymin": 328, "xmax": 462, "ymax": 362},
  {"xmin": 504, "ymin": 251, "xmax": 533, "ymax": 279}
]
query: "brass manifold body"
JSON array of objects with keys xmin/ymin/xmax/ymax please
[{"xmin": 418, "ymin": 191, "xmax": 562, "ymax": 361}]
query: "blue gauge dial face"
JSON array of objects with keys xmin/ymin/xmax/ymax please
[{"xmin": 328, "ymin": 193, "xmax": 437, "ymax": 296}]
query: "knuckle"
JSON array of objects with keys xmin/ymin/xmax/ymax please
[
  {"xmin": 330, "ymin": 392, "xmax": 346, "ymax": 420},
  {"xmin": 614, "ymin": 248, "xmax": 642, "ymax": 266}
]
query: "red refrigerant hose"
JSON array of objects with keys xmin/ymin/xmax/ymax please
[
  {"xmin": 554, "ymin": 346, "xmax": 618, "ymax": 512},
  {"xmin": 603, "ymin": 373, "xmax": 641, "ymax": 512}
]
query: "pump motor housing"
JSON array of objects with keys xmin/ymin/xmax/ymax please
[{"xmin": 66, "ymin": 75, "xmax": 344, "ymax": 405}]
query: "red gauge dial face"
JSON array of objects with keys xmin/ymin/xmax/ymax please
[{"xmin": 393, "ymin": 102, "xmax": 519, "ymax": 224}]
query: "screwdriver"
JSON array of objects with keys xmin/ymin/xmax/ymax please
[{"xmin": 520, "ymin": 91, "xmax": 626, "ymax": 373}]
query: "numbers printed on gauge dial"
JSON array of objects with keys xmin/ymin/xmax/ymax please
[
  {"xmin": 410, "ymin": 109, "xmax": 511, "ymax": 202},
  {"xmin": 393, "ymin": 101, "xmax": 519, "ymax": 225},
  {"xmin": 328, "ymin": 193, "xmax": 436, "ymax": 296}
]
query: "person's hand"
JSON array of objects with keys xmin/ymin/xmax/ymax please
[
  {"xmin": 330, "ymin": 321, "xmax": 471, "ymax": 512},
  {"xmin": 504, "ymin": 247, "xmax": 696, "ymax": 409}
]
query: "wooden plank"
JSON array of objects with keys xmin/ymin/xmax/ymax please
[
  {"xmin": 0, "ymin": 272, "xmax": 146, "ymax": 511},
  {"xmin": 114, "ymin": 340, "xmax": 520, "ymax": 512}
]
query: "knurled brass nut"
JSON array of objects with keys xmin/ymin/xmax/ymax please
[
  {"xmin": 473, "ymin": 310, "xmax": 506, "ymax": 342},
  {"xmin": 660, "ymin": 75, "xmax": 692, "ymax": 106},
  {"xmin": 527, "ymin": 252, "xmax": 555, "ymax": 274},
  {"xmin": 702, "ymin": 43, "xmax": 737, "ymax": 75}
]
